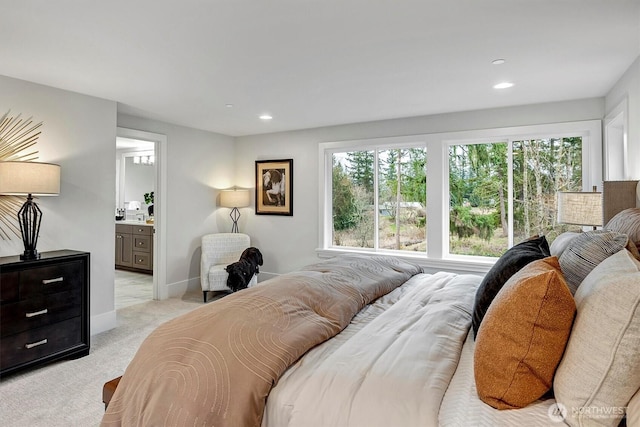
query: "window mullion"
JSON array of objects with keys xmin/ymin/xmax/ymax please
[
  {"xmin": 507, "ymin": 139, "xmax": 514, "ymax": 248},
  {"xmin": 373, "ymin": 149, "xmax": 379, "ymax": 250}
]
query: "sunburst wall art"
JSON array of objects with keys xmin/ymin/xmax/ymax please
[{"xmin": 0, "ymin": 111, "xmax": 43, "ymax": 240}]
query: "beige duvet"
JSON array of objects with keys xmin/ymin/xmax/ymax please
[{"xmin": 101, "ymin": 254, "xmax": 421, "ymax": 427}]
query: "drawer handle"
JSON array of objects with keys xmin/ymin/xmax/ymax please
[
  {"xmin": 138, "ymin": 242, "xmax": 143, "ymax": 245},
  {"xmin": 25, "ymin": 309, "xmax": 48, "ymax": 318},
  {"xmin": 138, "ymin": 228, "xmax": 143, "ymax": 232},
  {"xmin": 42, "ymin": 277, "xmax": 64, "ymax": 285},
  {"xmin": 25, "ymin": 339, "xmax": 48, "ymax": 349}
]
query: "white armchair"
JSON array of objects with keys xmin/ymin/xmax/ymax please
[{"xmin": 200, "ymin": 233, "xmax": 257, "ymax": 302}]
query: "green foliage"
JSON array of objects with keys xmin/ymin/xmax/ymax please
[
  {"xmin": 449, "ymin": 206, "xmax": 498, "ymax": 242},
  {"xmin": 332, "ymin": 136, "xmax": 583, "ymax": 256},
  {"xmin": 332, "ymin": 161, "xmax": 358, "ymax": 230},
  {"xmin": 144, "ymin": 191, "xmax": 154, "ymax": 205},
  {"xmin": 345, "ymin": 151, "xmax": 374, "ymax": 199}
]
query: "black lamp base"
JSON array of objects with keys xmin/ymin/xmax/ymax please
[
  {"xmin": 18, "ymin": 194, "xmax": 43, "ymax": 261},
  {"xmin": 229, "ymin": 207, "xmax": 241, "ymax": 233},
  {"xmin": 20, "ymin": 250, "xmax": 41, "ymax": 260}
]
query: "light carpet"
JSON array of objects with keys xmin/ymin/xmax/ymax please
[{"xmin": 0, "ymin": 291, "xmax": 213, "ymax": 427}]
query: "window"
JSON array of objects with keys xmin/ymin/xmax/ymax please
[
  {"xmin": 320, "ymin": 121, "xmax": 601, "ymax": 269},
  {"xmin": 449, "ymin": 142, "xmax": 508, "ymax": 257},
  {"xmin": 448, "ymin": 137, "xmax": 584, "ymax": 257},
  {"xmin": 331, "ymin": 146, "xmax": 427, "ymax": 252}
]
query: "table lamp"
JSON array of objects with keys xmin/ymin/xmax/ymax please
[
  {"xmin": 557, "ymin": 186, "xmax": 602, "ymax": 230},
  {"xmin": 0, "ymin": 161, "xmax": 61, "ymax": 259},
  {"xmin": 219, "ymin": 188, "xmax": 250, "ymax": 233}
]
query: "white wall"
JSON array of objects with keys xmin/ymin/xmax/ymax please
[
  {"xmin": 235, "ymin": 98, "xmax": 605, "ymax": 276},
  {"xmin": 116, "ymin": 114, "xmax": 236, "ymax": 296},
  {"xmin": 605, "ymin": 55, "xmax": 640, "ymax": 179},
  {"xmin": 0, "ymin": 74, "xmax": 620, "ymax": 334},
  {"xmin": 0, "ymin": 75, "xmax": 117, "ymax": 333},
  {"xmin": 0, "ymin": 76, "xmax": 237, "ymax": 335}
]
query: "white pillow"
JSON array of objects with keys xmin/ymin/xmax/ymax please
[
  {"xmin": 627, "ymin": 388, "xmax": 640, "ymax": 427},
  {"xmin": 554, "ymin": 249, "xmax": 640, "ymax": 427}
]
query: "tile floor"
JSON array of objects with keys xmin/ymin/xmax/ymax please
[{"xmin": 115, "ymin": 269, "xmax": 153, "ymax": 309}]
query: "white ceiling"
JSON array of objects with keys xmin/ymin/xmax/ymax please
[{"xmin": 2, "ymin": 1, "xmax": 639, "ymax": 137}]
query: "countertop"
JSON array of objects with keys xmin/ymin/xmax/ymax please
[{"xmin": 115, "ymin": 220, "xmax": 154, "ymax": 226}]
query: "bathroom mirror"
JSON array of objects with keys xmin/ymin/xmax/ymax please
[{"xmin": 116, "ymin": 139, "xmax": 155, "ymax": 216}]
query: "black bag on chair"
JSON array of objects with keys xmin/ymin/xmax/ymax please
[{"xmin": 225, "ymin": 247, "xmax": 263, "ymax": 292}]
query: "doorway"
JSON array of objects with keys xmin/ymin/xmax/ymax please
[
  {"xmin": 115, "ymin": 137, "xmax": 155, "ymax": 308},
  {"xmin": 115, "ymin": 127, "xmax": 168, "ymax": 306}
]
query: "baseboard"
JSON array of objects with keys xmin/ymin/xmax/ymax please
[
  {"xmin": 91, "ymin": 309, "xmax": 116, "ymax": 336},
  {"xmin": 165, "ymin": 273, "xmax": 279, "ymax": 297},
  {"xmin": 167, "ymin": 276, "xmax": 201, "ymax": 298}
]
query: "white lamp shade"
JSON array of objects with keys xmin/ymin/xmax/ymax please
[
  {"xmin": 557, "ymin": 191, "xmax": 602, "ymax": 226},
  {"xmin": 0, "ymin": 161, "xmax": 61, "ymax": 196},
  {"xmin": 219, "ymin": 189, "xmax": 250, "ymax": 208}
]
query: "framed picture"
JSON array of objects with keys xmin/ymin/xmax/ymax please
[{"xmin": 255, "ymin": 159, "xmax": 293, "ymax": 215}]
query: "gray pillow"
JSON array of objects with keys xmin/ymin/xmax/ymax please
[
  {"xmin": 549, "ymin": 232, "xmax": 580, "ymax": 257},
  {"xmin": 558, "ymin": 230, "xmax": 629, "ymax": 294},
  {"xmin": 605, "ymin": 207, "xmax": 640, "ymax": 254}
]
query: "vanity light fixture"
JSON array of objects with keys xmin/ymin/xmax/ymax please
[{"xmin": 133, "ymin": 155, "xmax": 154, "ymax": 166}]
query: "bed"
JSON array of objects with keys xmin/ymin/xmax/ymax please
[{"xmin": 101, "ymin": 182, "xmax": 640, "ymax": 427}]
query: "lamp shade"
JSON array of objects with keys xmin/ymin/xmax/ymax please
[
  {"xmin": 219, "ymin": 189, "xmax": 250, "ymax": 208},
  {"xmin": 557, "ymin": 191, "xmax": 602, "ymax": 227},
  {"xmin": 0, "ymin": 161, "xmax": 61, "ymax": 196}
]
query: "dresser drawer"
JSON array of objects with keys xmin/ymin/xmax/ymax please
[
  {"xmin": 133, "ymin": 235, "xmax": 151, "ymax": 252},
  {"xmin": 116, "ymin": 224, "xmax": 133, "ymax": 234},
  {"xmin": 20, "ymin": 260, "xmax": 84, "ymax": 297},
  {"xmin": 132, "ymin": 225, "xmax": 152, "ymax": 236},
  {"xmin": 132, "ymin": 252, "xmax": 152, "ymax": 270},
  {"xmin": 0, "ymin": 317, "xmax": 82, "ymax": 371},
  {"xmin": 0, "ymin": 271, "xmax": 19, "ymax": 304},
  {"xmin": 0, "ymin": 289, "xmax": 82, "ymax": 337}
]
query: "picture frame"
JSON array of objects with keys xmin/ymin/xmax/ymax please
[{"xmin": 255, "ymin": 159, "xmax": 293, "ymax": 216}]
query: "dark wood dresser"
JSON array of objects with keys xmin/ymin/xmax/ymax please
[{"xmin": 0, "ymin": 250, "xmax": 90, "ymax": 377}]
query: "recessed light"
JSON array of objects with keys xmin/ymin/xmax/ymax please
[
  {"xmin": 225, "ymin": 104, "xmax": 234, "ymax": 108},
  {"xmin": 493, "ymin": 82, "xmax": 514, "ymax": 89},
  {"xmin": 259, "ymin": 114, "xmax": 273, "ymax": 120},
  {"xmin": 492, "ymin": 59, "xmax": 506, "ymax": 65}
]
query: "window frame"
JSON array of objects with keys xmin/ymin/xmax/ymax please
[{"xmin": 318, "ymin": 120, "xmax": 602, "ymax": 274}]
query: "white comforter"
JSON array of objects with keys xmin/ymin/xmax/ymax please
[
  {"xmin": 262, "ymin": 272, "xmax": 480, "ymax": 427},
  {"xmin": 439, "ymin": 331, "xmax": 559, "ymax": 427}
]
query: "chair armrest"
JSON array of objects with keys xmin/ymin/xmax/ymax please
[{"xmin": 201, "ymin": 251, "xmax": 217, "ymax": 291}]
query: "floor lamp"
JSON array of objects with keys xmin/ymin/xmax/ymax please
[
  {"xmin": 0, "ymin": 161, "xmax": 61, "ymax": 260},
  {"xmin": 219, "ymin": 188, "xmax": 250, "ymax": 233}
]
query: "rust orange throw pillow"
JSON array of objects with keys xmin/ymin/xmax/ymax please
[{"xmin": 474, "ymin": 256, "xmax": 575, "ymax": 409}]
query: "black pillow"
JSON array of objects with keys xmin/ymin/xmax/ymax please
[{"xmin": 471, "ymin": 235, "xmax": 550, "ymax": 338}]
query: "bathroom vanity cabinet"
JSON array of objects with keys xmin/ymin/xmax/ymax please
[{"xmin": 115, "ymin": 223, "xmax": 153, "ymax": 273}]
